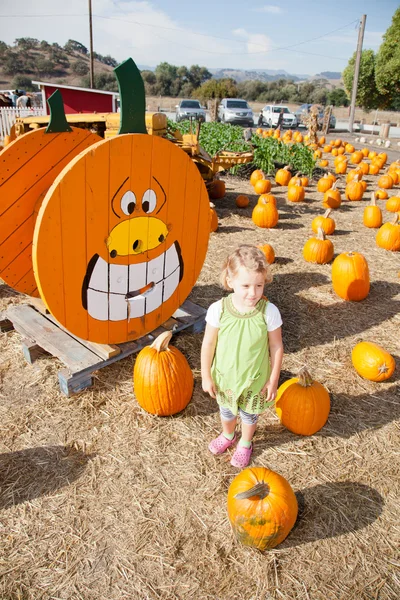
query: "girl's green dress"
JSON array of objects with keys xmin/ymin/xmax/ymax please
[{"xmin": 211, "ymin": 294, "xmax": 273, "ymax": 415}]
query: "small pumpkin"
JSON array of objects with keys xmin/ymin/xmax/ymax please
[
  {"xmin": 275, "ymin": 166, "xmax": 292, "ymax": 186},
  {"xmin": 346, "ymin": 168, "xmax": 363, "ymax": 183},
  {"xmin": 311, "ymin": 209, "xmax": 335, "ymax": 235},
  {"xmin": 376, "ymin": 214, "xmax": 400, "ymax": 252},
  {"xmin": 133, "ymin": 331, "xmax": 194, "ymax": 416},
  {"xmin": 377, "ymin": 173, "xmax": 394, "ymax": 189},
  {"xmin": 208, "ymin": 179, "xmax": 226, "ymax": 200},
  {"xmin": 352, "ymin": 341, "xmax": 395, "ymax": 382},
  {"xmin": 331, "ymin": 251, "xmax": 370, "ymax": 301},
  {"xmin": 258, "ymin": 243, "xmax": 275, "ymax": 264},
  {"xmin": 345, "ymin": 143, "xmax": 355, "ymax": 153},
  {"xmin": 350, "ymin": 150, "xmax": 363, "ymax": 164},
  {"xmin": 258, "ymin": 193, "xmax": 277, "ymax": 207},
  {"xmin": 317, "ymin": 173, "xmax": 336, "ymax": 193},
  {"xmin": 335, "ymin": 159, "xmax": 348, "ymax": 175},
  {"xmin": 236, "ymin": 194, "xmax": 250, "ymax": 208},
  {"xmin": 252, "ymin": 196, "xmax": 279, "ymax": 228},
  {"xmin": 345, "ymin": 175, "xmax": 364, "ymax": 201},
  {"xmin": 323, "ymin": 181, "xmax": 341, "ymax": 209},
  {"xmin": 368, "ymin": 163, "xmax": 380, "ymax": 175},
  {"xmin": 275, "ymin": 366, "xmax": 330, "ymax": 435},
  {"xmin": 289, "ymin": 172, "xmax": 309, "ymax": 187},
  {"xmin": 363, "ymin": 193, "xmax": 382, "ymax": 229},
  {"xmin": 375, "ymin": 188, "xmax": 388, "ymax": 200},
  {"xmin": 210, "ymin": 202, "xmax": 218, "ymax": 232},
  {"xmin": 227, "ymin": 467, "xmax": 298, "ymax": 551},
  {"xmin": 250, "ymin": 169, "xmax": 266, "ymax": 187},
  {"xmin": 303, "ymin": 227, "xmax": 334, "ymax": 264},
  {"xmin": 358, "ymin": 161, "xmax": 369, "ymax": 175},
  {"xmin": 254, "ymin": 178, "xmax": 272, "ymax": 195},
  {"xmin": 287, "ymin": 180, "xmax": 305, "ymax": 203},
  {"xmin": 323, "ymin": 144, "xmax": 332, "ymax": 153},
  {"xmin": 319, "ymin": 159, "xmax": 329, "ymax": 168},
  {"xmin": 386, "ymin": 196, "xmax": 400, "ymax": 213}
]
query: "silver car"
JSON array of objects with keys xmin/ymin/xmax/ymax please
[
  {"xmin": 217, "ymin": 98, "xmax": 254, "ymax": 127},
  {"xmin": 175, "ymin": 99, "xmax": 206, "ymax": 123},
  {"xmin": 261, "ymin": 105, "xmax": 297, "ymax": 128}
]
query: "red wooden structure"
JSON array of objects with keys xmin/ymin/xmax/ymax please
[{"xmin": 32, "ymin": 81, "xmax": 118, "ymax": 114}]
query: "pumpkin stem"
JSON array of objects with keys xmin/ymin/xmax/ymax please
[
  {"xmin": 150, "ymin": 331, "xmax": 173, "ymax": 352},
  {"xmin": 297, "ymin": 366, "xmax": 314, "ymax": 387},
  {"xmin": 392, "ymin": 213, "xmax": 399, "ymax": 225},
  {"xmin": 45, "ymin": 90, "xmax": 72, "ymax": 134},
  {"xmin": 370, "ymin": 192, "xmax": 376, "ymax": 206},
  {"xmin": 234, "ymin": 482, "xmax": 270, "ymax": 500},
  {"xmin": 323, "ymin": 208, "xmax": 332, "ymax": 218},
  {"xmin": 316, "ymin": 227, "xmax": 326, "ymax": 241},
  {"xmin": 114, "ymin": 58, "xmax": 147, "ymax": 135}
]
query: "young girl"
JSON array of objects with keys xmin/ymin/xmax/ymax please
[{"xmin": 201, "ymin": 245, "xmax": 283, "ymax": 468}]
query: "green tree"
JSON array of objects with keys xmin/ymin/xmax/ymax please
[
  {"xmin": 155, "ymin": 62, "xmax": 178, "ymax": 96},
  {"xmin": 375, "ymin": 7, "xmax": 400, "ymax": 106},
  {"xmin": 187, "ymin": 64, "xmax": 212, "ymax": 89},
  {"xmin": 342, "ymin": 49, "xmax": 383, "ymax": 110},
  {"xmin": 11, "ymin": 75, "xmax": 34, "ymax": 91},
  {"xmin": 35, "ymin": 58, "xmax": 55, "ymax": 78},
  {"xmin": 81, "ymin": 72, "xmax": 118, "ymax": 92},
  {"xmin": 327, "ymin": 88, "xmax": 349, "ymax": 107},
  {"xmin": 14, "ymin": 37, "xmax": 39, "ymax": 50},
  {"xmin": 64, "ymin": 39, "xmax": 88, "ymax": 55},
  {"xmin": 194, "ymin": 78, "xmax": 237, "ymax": 102},
  {"xmin": 72, "ymin": 59, "xmax": 89, "ymax": 76},
  {"xmin": 0, "ymin": 41, "xmax": 8, "ymax": 56},
  {"xmin": 2, "ymin": 52, "xmax": 25, "ymax": 75}
]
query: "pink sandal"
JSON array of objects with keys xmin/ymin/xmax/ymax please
[
  {"xmin": 230, "ymin": 444, "xmax": 253, "ymax": 468},
  {"xmin": 209, "ymin": 433, "xmax": 237, "ymax": 455}
]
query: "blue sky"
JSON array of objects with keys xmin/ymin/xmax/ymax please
[{"xmin": 0, "ymin": 1, "xmax": 398, "ymax": 76}]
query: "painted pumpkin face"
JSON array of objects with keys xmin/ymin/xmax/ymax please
[
  {"xmin": 33, "ymin": 133, "xmax": 210, "ymax": 344},
  {"xmin": 0, "ymin": 127, "xmax": 101, "ymax": 295}
]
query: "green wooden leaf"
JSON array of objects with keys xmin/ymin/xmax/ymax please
[
  {"xmin": 114, "ymin": 58, "xmax": 147, "ymax": 135},
  {"xmin": 45, "ymin": 90, "xmax": 72, "ymax": 133}
]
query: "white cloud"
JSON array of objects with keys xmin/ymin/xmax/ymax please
[{"xmin": 253, "ymin": 5, "xmax": 282, "ymax": 14}]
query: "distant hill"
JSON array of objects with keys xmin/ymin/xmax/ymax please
[
  {"xmin": 209, "ymin": 68, "xmax": 307, "ymax": 83},
  {"xmin": 317, "ymin": 71, "xmax": 342, "ymax": 79}
]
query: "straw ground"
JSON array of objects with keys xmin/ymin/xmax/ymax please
[{"xmin": 0, "ymin": 138, "xmax": 399, "ymax": 600}]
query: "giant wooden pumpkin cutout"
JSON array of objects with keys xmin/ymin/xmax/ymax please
[
  {"xmin": 33, "ymin": 59, "xmax": 210, "ymax": 344},
  {"xmin": 0, "ymin": 91, "xmax": 101, "ymax": 295}
]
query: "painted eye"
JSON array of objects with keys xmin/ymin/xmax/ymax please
[
  {"xmin": 142, "ymin": 189, "xmax": 157, "ymax": 213},
  {"xmin": 121, "ymin": 190, "xmax": 136, "ymax": 215}
]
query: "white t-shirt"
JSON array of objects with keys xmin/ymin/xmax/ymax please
[{"xmin": 206, "ymin": 298, "xmax": 282, "ymax": 331}]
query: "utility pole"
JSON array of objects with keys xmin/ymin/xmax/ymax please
[
  {"xmin": 88, "ymin": 0, "xmax": 95, "ymax": 88},
  {"xmin": 348, "ymin": 14, "xmax": 366, "ymax": 133}
]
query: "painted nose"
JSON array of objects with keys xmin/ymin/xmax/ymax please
[{"xmin": 106, "ymin": 216, "xmax": 168, "ymax": 257}]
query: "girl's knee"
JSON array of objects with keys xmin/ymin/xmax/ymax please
[
  {"xmin": 219, "ymin": 406, "xmax": 237, "ymax": 422},
  {"xmin": 239, "ymin": 409, "xmax": 258, "ymax": 425}
]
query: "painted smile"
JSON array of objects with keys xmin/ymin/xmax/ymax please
[{"xmin": 82, "ymin": 242, "xmax": 183, "ymax": 321}]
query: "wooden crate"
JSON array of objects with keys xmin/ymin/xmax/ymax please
[{"xmin": 2, "ymin": 300, "xmax": 206, "ymax": 396}]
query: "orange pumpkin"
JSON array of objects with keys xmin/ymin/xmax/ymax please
[
  {"xmin": 352, "ymin": 341, "xmax": 395, "ymax": 382},
  {"xmin": 252, "ymin": 196, "xmax": 279, "ymax": 228},
  {"xmin": 319, "ymin": 159, "xmax": 329, "ymax": 168},
  {"xmin": 377, "ymin": 173, "xmax": 394, "ymax": 189},
  {"xmin": 358, "ymin": 162, "xmax": 369, "ymax": 175},
  {"xmin": 258, "ymin": 193, "xmax": 277, "ymax": 207},
  {"xmin": 345, "ymin": 176, "xmax": 364, "ymax": 201},
  {"xmin": 250, "ymin": 169, "xmax": 266, "ymax": 187},
  {"xmin": 323, "ymin": 144, "xmax": 332, "ymax": 153},
  {"xmin": 350, "ymin": 151, "xmax": 363, "ymax": 164},
  {"xmin": 335, "ymin": 159, "xmax": 348, "ymax": 175},
  {"xmin": 317, "ymin": 173, "xmax": 336, "ymax": 193},
  {"xmin": 375, "ymin": 189, "xmax": 389, "ymax": 200},
  {"xmin": 287, "ymin": 181, "xmax": 305, "ymax": 203},
  {"xmin": 345, "ymin": 143, "xmax": 355, "ymax": 153},
  {"xmin": 331, "ymin": 251, "xmax": 370, "ymax": 301},
  {"xmin": 275, "ymin": 367, "xmax": 330, "ymax": 435},
  {"xmin": 258, "ymin": 243, "xmax": 275, "ymax": 264},
  {"xmin": 254, "ymin": 178, "xmax": 272, "ymax": 195},
  {"xmin": 323, "ymin": 182, "xmax": 341, "ymax": 209},
  {"xmin": 227, "ymin": 467, "xmax": 298, "ymax": 551},
  {"xmin": 289, "ymin": 173, "xmax": 309, "ymax": 187},
  {"xmin": 33, "ymin": 59, "xmax": 210, "ymax": 344},
  {"xmin": 363, "ymin": 193, "xmax": 382, "ymax": 228},
  {"xmin": 376, "ymin": 214, "xmax": 400, "ymax": 252},
  {"xmin": 275, "ymin": 166, "xmax": 292, "ymax": 186},
  {"xmin": 210, "ymin": 203, "xmax": 218, "ymax": 232},
  {"xmin": 368, "ymin": 163, "xmax": 380, "ymax": 176},
  {"xmin": 208, "ymin": 179, "xmax": 226, "ymax": 199},
  {"xmin": 303, "ymin": 227, "xmax": 334, "ymax": 264},
  {"xmin": 133, "ymin": 331, "xmax": 194, "ymax": 415},
  {"xmin": 386, "ymin": 196, "xmax": 400, "ymax": 213},
  {"xmin": 346, "ymin": 168, "xmax": 363, "ymax": 183},
  {"xmin": 311, "ymin": 209, "xmax": 335, "ymax": 235},
  {"xmin": 0, "ymin": 93, "xmax": 102, "ymax": 296},
  {"xmin": 236, "ymin": 194, "xmax": 250, "ymax": 208}
]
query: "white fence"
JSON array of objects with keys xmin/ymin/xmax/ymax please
[{"xmin": 0, "ymin": 107, "xmax": 46, "ymax": 142}]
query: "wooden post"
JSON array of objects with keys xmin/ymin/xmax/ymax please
[
  {"xmin": 348, "ymin": 14, "xmax": 366, "ymax": 133},
  {"xmin": 88, "ymin": 0, "xmax": 95, "ymax": 89}
]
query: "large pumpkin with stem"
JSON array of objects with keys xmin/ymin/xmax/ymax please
[
  {"xmin": 287, "ymin": 180, "xmax": 305, "ymax": 203},
  {"xmin": 133, "ymin": 331, "xmax": 194, "ymax": 415},
  {"xmin": 323, "ymin": 182, "xmax": 341, "ymax": 209},
  {"xmin": 351, "ymin": 341, "xmax": 395, "ymax": 382},
  {"xmin": 32, "ymin": 59, "xmax": 210, "ymax": 344},
  {"xmin": 331, "ymin": 251, "xmax": 370, "ymax": 301},
  {"xmin": 275, "ymin": 367, "xmax": 330, "ymax": 435},
  {"xmin": 227, "ymin": 467, "xmax": 298, "ymax": 551},
  {"xmin": 317, "ymin": 173, "xmax": 336, "ymax": 193},
  {"xmin": 345, "ymin": 175, "xmax": 364, "ymax": 201},
  {"xmin": 311, "ymin": 209, "xmax": 335, "ymax": 235},
  {"xmin": 303, "ymin": 228, "xmax": 333, "ymax": 264},
  {"xmin": 275, "ymin": 166, "xmax": 292, "ymax": 186}
]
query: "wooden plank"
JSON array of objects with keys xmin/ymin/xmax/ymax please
[
  {"xmin": 173, "ymin": 299, "xmax": 206, "ymax": 321},
  {"xmin": 6, "ymin": 305, "xmax": 100, "ymax": 371}
]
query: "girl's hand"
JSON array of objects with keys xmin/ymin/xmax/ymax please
[
  {"xmin": 261, "ymin": 380, "xmax": 278, "ymax": 403},
  {"xmin": 202, "ymin": 377, "xmax": 216, "ymax": 399}
]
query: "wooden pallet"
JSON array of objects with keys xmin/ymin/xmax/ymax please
[{"xmin": 1, "ymin": 300, "xmax": 206, "ymax": 396}]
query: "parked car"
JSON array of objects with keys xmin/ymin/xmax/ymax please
[
  {"xmin": 217, "ymin": 98, "xmax": 254, "ymax": 127},
  {"xmin": 175, "ymin": 99, "xmax": 206, "ymax": 123},
  {"xmin": 294, "ymin": 104, "xmax": 336, "ymax": 130},
  {"xmin": 261, "ymin": 105, "xmax": 297, "ymax": 128}
]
